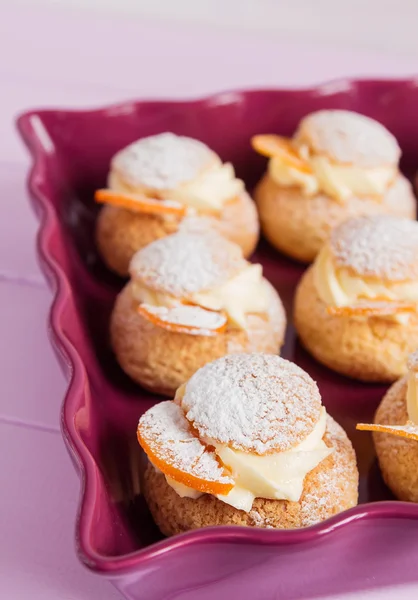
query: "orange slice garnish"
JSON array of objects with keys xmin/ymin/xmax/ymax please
[
  {"xmin": 137, "ymin": 401, "xmax": 234, "ymax": 494},
  {"xmin": 251, "ymin": 134, "xmax": 313, "ymax": 174},
  {"xmin": 357, "ymin": 421, "xmax": 418, "ymax": 441},
  {"xmin": 137, "ymin": 303, "xmax": 227, "ymax": 336},
  {"xmin": 95, "ymin": 189, "xmax": 187, "ymax": 217},
  {"xmin": 327, "ymin": 300, "xmax": 416, "ymax": 318}
]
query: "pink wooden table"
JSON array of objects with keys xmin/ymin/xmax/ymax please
[{"xmin": 2, "ymin": 5, "xmax": 418, "ymax": 598}]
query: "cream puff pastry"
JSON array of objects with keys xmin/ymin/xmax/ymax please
[
  {"xmin": 253, "ymin": 110, "xmax": 416, "ymax": 262},
  {"xmin": 357, "ymin": 351, "xmax": 418, "ymax": 502},
  {"xmin": 96, "ymin": 132, "xmax": 259, "ymax": 275},
  {"xmin": 111, "ymin": 231, "xmax": 285, "ymax": 395},
  {"xmin": 138, "ymin": 353, "xmax": 358, "ymax": 535},
  {"xmin": 294, "ymin": 215, "xmax": 418, "ymax": 382}
]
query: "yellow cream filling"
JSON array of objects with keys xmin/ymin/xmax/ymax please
[
  {"xmin": 132, "ymin": 263, "xmax": 269, "ymax": 330},
  {"xmin": 109, "ymin": 160, "xmax": 243, "ymax": 213},
  {"xmin": 165, "ymin": 408, "xmax": 332, "ymax": 512},
  {"xmin": 314, "ymin": 245, "xmax": 418, "ymax": 323},
  {"xmin": 268, "ymin": 144, "xmax": 396, "ymax": 203},
  {"xmin": 164, "ymin": 476, "xmax": 202, "ymax": 499},
  {"xmin": 190, "ymin": 264, "xmax": 268, "ymax": 329}
]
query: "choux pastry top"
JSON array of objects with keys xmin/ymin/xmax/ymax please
[
  {"xmin": 253, "ymin": 110, "xmax": 402, "ymax": 204},
  {"xmin": 129, "ymin": 230, "xmax": 270, "ymax": 333},
  {"xmin": 313, "ymin": 215, "xmax": 418, "ymax": 322},
  {"xmin": 96, "ymin": 132, "xmax": 245, "ymax": 216}
]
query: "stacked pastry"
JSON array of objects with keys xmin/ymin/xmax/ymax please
[
  {"xmin": 252, "ymin": 110, "xmax": 416, "ymax": 262},
  {"xmin": 92, "ymin": 110, "xmax": 418, "ymax": 539},
  {"xmin": 111, "ymin": 229, "xmax": 286, "ymax": 395},
  {"xmin": 137, "ymin": 354, "xmax": 358, "ymax": 535},
  {"xmin": 294, "ymin": 215, "xmax": 418, "ymax": 382},
  {"xmin": 96, "ymin": 133, "xmax": 259, "ymax": 276}
]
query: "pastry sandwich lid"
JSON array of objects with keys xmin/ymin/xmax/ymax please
[
  {"xmin": 177, "ymin": 353, "xmax": 323, "ymax": 455},
  {"xmin": 111, "ymin": 132, "xmax": 220, "ymax": 191},
  {"xmin": 137, "ymin": 401, "xmax": 234, "ymax": 495},
  {"xmin": 295, "ymin": 110, "xmax": 401, "ymax": 167},
  {"xmin": 329, "ymin": 215, "xmax": 418, "ymax": 282},
  {"xmin": 129, "ymin": 230, "xmax": 247, "ymax": 297}
]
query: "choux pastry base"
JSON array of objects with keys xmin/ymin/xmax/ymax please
[
  {"xmin": 142, "ymin": 416, "xmax": 358, "ymax": 535},
  {"xmin": 96, "ymin": 205, "xmax": 180, "ymax": 277},
  {"xmin": 111, "ymin": 281, "xmax": 285, "ymax": 396},
  {"xmin": 294, "ymin": 267, "xmax": 418, "ymax": 382},
  {"xmin": 255, "ymin": 174, "xmax": 416, "ymax": 263},
  {"xmin": 209, "ymin": 191, "xmax": 259, "ymax": 258},
  {"xmin": 96, "ymin": 192, "xmax": 259, "ymax": 277},
  {"xmin": 373, "ymin": 378, "xmax": 418, "ymax": 502}
]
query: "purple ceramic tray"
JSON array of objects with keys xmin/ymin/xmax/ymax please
[{"xmin": 17, "ymin": 80, "xmax": 418, "ymax": 600}]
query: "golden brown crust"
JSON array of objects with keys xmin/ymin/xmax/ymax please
[
  {"xmin": 373, "ymin": 378, "xmax": 418, "ymax": 502},
  {"xmin": 208, "ymin": 192, "xmax": 259, "ymax": 258},
  {"xmin": 408, "ymin": 350, "xmax": 418, "ymax": 373},
  {"xmin": 293, "ymin": 266, "xmax": 418, "ymax": 382},
  {"xmin": 96, "ymin": 192, "xmax": 259, "ymax": 277},
  {"xmin": 141, "ymin": 415, "xmax": 358, "ymax": 536},
  {"xmin": 96, "ymin": 204, "xmax": 180, "ymax": 277},
  {"xmin": 111, "ymin": 281, "xmax": 286, "ymax": 396},
  {"xmin": 254, "ymin": 173, "xmax": 416, "ymax": 263}
]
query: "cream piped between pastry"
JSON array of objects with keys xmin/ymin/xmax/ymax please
[
  {"xmin": 268, "ymin": 145, "xmax": 396, "ymax": 204},
  {"xmin": 313, "ymin": 244, "xmax": 418, "ymax": 323},
  {"xmin": 109, "ymin": 158, "xmax": 244, "ymax": 214},
  {"xmin": 165, "ymin": 407, "xmax": 332, "ymax": 512},
  {"xmin": 132, "ymin": 263, "xmax": 269, "ymax": 329}
]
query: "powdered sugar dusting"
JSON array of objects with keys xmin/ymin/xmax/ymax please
[
  {"xmin": 130, "ymin": 231, "xmax": 246, "ymax": 296},
  {"xmin": 248, "ymin": 510, "xmax": 273, "ymax": 528},
  {"xmin": 330, "ymin": 215, "xmax": 418, "ymax": 281},
  {"xmin": 296, "ymin": 110, "xmax": 400, "ymax": 167},
  {"xmin": 300, "ymin": 467, "xmax": 338, "ymax": 527},
  {"xmin": 178, "ymin": 215, "xmax": 219, "ymax": 235},
  {"xmin": 300, "ymin": 416, "xmax": 357, "ymax": 527},
  {"xmin": 395, "ymin": 422, "xmax": 418, "ymax": 435},
  {"xmin": 140, "ymin": 304, "xmax": 226, "ymax": 334},
  {"xmin": 408, "ymin": 350, "xmax": 418, "ymax": 372},
  {"xmin": 111, "ymin": 133, "xmax": 217, "ymax": 189},
  {"xmin": 138, "ymin": 401, "xmax": 233, "ymax": 484},
  {"xmin": 180, "ymin": 354, "xmax": 322, "ymax": 454}
]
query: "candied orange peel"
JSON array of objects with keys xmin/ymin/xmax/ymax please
[
  {"xmin": 137, "ymin": 303, "xmax": 227, "ymax": 336},
  {"xmin": 137, "ymin": 402, "xmax": 234, "ymax": 495},
  {"xmin": 95, "ymin": 189, "xmax": 187, "ymax": 217},
  {"xmin": 327, "ymin": 300, "xmax": 416, "ymax": 318},
  {"xmin": 251, "ymin": 134, "xmax": 313, "ymax": 174},
  {"xmin": 357, "ymin": 421, "xmax": 418, "ymax": 441}
]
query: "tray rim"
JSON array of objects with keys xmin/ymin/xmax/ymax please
[{"xmin": 16, "ymin": 77, "xmax": 418, "ymax": 577}]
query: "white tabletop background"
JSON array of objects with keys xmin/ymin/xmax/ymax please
[{"xmin": 2, "ymin": 0, "xmax": 418, "ymax": 598}]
